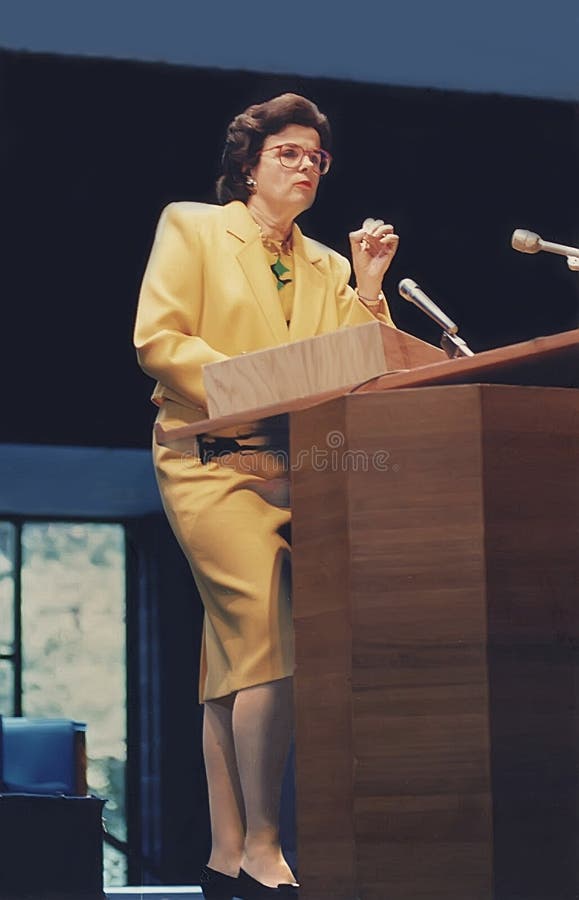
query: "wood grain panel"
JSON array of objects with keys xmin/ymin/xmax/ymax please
[
  {"xmin": 291, "ymin": 384, "xmax": 578, "ymax": 899},
  {"xmin": 343, "ymin": 389, "xmax": 493, "ymax": 899},
  {"xmin": 479, "ymin": 387, "xmax": 579, "ymax": 900},
  {"xmin": 291, "ymin": 388, "xmax": 493, "ymax": 899},
  {"xmin": 154, "ymin": 329, "xmax": 578, "ymax": 449},
  {"xmin": 356, "ymin": 329, "xmax": 579, "ymax": 393},
  {"xmin": 291, "ymin": 399, "xmax": 357, "ymax": 900},
  {"xmin": 292, "ymin": 382, "xmax": 579, "ymax": 900},
  {"xmin": 378, "ymin": 321, "xmax": 446, "ymax": 371},
  {"xmin": 203, "ymin": 320, "xmax": 387, "ymax": 418}
]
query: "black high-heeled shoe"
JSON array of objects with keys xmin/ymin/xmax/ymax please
[
  {"xmin": 199, "ymin": 864, "xmax": 240, "ymax": 900},
  {"xmin": 236, "ymin": 867, "xmax": 299, "ymax": 899}
]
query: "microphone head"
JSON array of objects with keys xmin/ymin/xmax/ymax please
[
  {"xmin": 398, "ymin": 277, "xmax": 418, "ymax": 299},
  {"xmin": 511, "ymin": 229, "xmax": 541, "ymax": 254}
]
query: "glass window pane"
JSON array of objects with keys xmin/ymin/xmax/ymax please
[
  {"xmin": 20, "ymin": 522, "xmax": 127, "ymax": 886},
  {"xmin": 0, "ymin": 521, "xmax": 15, "ymax": 652},
  {"xmin": 0, "ymin": 660, "xmax": 14, "ymax": 715},
  {"xmin": 103, "ymin": 842, "xmax": 128, "ymax": 888}
]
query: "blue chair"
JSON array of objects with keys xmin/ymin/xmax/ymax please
[
  {"xmin": 1, "ymin": 716, "xmax": 87, "ymax": 795},
  {"xmin": 0, "ymin": 716, "xmax": 106, "ymax": 898}
]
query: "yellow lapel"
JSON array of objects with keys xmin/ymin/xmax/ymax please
[
  {"xmin": 288, "ymin": 224, "xmax": 327, "ymax": 341},
  {"xmin": 223, "ymin": 202, "xmax": 289, "ymax": 344}
]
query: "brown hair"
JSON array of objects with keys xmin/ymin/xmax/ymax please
[{"xmin": 216, "ymin": 93, "xmax": 331, "ymax": 204}]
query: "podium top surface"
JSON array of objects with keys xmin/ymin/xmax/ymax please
[
  {"xmin": 354, "ymin": 327, "xmax": 579, "ymax": 394},
  {"xmin": 154, "ymin": 328, "xmax": 579, "ymax": 446}
]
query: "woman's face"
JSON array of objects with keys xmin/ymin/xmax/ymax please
[{"xmin": 248, "ymin": 124, "xmax": 323, "ymax": 217}]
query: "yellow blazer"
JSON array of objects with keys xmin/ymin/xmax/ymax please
[
  {"xmin": 135, "ymin": 200, "xmax": 396, "ymax": 699},
  {"xmin": 134, "ymin": 200, "xmax": 394, "ymax": 418}
]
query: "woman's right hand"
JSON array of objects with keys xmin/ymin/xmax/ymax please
[{"xmin": 349, "ymin": 217, "xmax": 399, "ymax": 299}]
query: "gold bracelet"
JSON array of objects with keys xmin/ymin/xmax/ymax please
[{"xmin": 355, "ymin": 287, "xmax": 385, "ymax": 307}]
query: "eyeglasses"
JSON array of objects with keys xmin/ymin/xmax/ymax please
[{"xmin": 258, "ymin": 143, "xmax": 332, "ymax": 175}]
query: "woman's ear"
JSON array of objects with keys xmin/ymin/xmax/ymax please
[{"xmin": 244, "ymin": 172, "xmax": 257, "ymax": 191}]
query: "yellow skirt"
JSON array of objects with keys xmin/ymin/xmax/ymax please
[{"xmin": 153, "ymin": 400, "xmax": 293, "ymax": 702}]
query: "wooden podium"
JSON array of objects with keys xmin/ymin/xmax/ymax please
[{"xmin": 155, "ymin": 326, "xmax": 579, "ymax": 900}]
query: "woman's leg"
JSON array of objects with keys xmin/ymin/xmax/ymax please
[
  {"xmin": 203, "ymin": 693, "xmax": 246, "ymax": 876},
  {"xmin": 233, "ymin": 676, "xmax": 296, "ymax": 887}
]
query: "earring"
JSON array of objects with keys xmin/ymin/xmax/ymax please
[{"xmin": 245, "ymin": 176, "xmax": 257, "ymax": 191}]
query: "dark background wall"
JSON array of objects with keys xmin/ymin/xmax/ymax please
[{"xmin": 2, "ymin": 48, "xmax": 578, "ymax": 449}]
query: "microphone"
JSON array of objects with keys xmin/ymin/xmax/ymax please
[
  {"xmin": 398, "ymin": 277, "xmax": 474, "ymax": 358},
  {"xmin": 511, "ymin": 229, "xmax": 579, "ymax": 259},
  {"xmin": 398, "ymin": 278, "xmax": 458, "ymax": 334}
]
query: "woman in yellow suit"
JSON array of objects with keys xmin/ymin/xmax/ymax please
[{"xmin": 134, "ymin": 94, "xmax": 399, "ymax": 900}]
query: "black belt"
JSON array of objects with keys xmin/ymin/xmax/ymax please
[{"xmin": 197, "ymin": 416, "xmax": 289, "ymax": 465}]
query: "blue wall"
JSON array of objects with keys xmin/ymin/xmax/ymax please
[{"xmin": 2, "ymin": 0, "xmax": 579, "ymax": 100}]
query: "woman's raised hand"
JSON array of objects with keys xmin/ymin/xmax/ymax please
[{"xmin": 349, "ymin": 217, "xmax": 399, "ymax": 298}]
